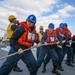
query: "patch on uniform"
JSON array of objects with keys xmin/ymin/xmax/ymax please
[{"xmin": 50, "ymin": 37, "xmax": 54, "ymax": 41}]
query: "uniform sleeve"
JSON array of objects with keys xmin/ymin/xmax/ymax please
[
  {"xmin": 11, "ymin": 24, "xmax": 19, "ymax": 31},
  {"xmin": 71, "ymin": 38, "xmax": 75, "ymax": 48},
  {"xmin": 41, "ymin": 32, "xmax": 47, "ymax": 44},
  {"xmin": 35, "ymin": 33, "xmax": 40, "ymax": 44},
  {"xmin": 56, "ymin": 30, "xmax": 62, "ymax": 43},
  {"xmin": 10, "ymin": 26, "xmax": 24, "ymax": 50}
]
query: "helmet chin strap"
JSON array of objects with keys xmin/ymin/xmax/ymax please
[{"xmin": 30, "ymin": 25, "xmax": 35, "ymax": 31}]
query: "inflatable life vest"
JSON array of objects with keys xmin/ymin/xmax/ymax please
[
  {"xmin": 6, "ymin": 23, "xmax": 14, "ymax": 41},
  {"xmin": 45, "ymin": 29, "xmax": 57, "ymax": 46},
  {"xmin": 64, "ymin": 28, "xmax": 71, "ymax": 39},
  {"xmin": 56, "ymin": 28, "xmax": 65, "ymax": 35},
  {"xmin": 38, "ymin": 32, "xmax": 43, "ymax": 41},
  {"xmin": 18, "ymin": 22, "xmax": 36, "ymax": 47}
]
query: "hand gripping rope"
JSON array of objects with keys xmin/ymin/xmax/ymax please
[
  {"xmin": 0, "ymin": 42, "xmax": 56, "ymax": 60},
  {"xmin": 0, "ymin": 27, "xmax": 75, "ymax": 60},
  {"xmin": 0, "ymin": 41, "xmax": 75, "ymax": 60}
]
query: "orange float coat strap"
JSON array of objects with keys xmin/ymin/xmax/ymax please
[
  {"xmin": 45, "ymin": 29, "xmax": 58, "ymax": 46},
  {"xmin": 18, "ymin": 22, "xmax": 36, "ymax": 47}
]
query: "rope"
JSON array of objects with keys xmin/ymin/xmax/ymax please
[
  {"xmin": 0, "ymin": 40, "xmax": 75, "ymax": 60},
  {"xmin": 0, "ymin": 43, "xmax": 50, "ymax": 60},
  {"xmin": 0, "ymin": 28, "xmax": 6, "ymax": 31},
  {"xmin": 0, "ymin": 45, "xmax": 37, "ymax": 60}
]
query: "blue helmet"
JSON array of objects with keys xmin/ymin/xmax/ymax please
[
  {"xmin": 59, "ymin": 23, "xmax": 64, "ymax": 28},
  {"xmin": 26, "ymin": 14, "xmax": 36, "ymax": 23},
  {"xmin": 64, "ymin": 23, "xmax": 67, "ymax": 27},
  {"xmin": 48, "ymin": 23, "xmax": 54, "ymax": 28}
]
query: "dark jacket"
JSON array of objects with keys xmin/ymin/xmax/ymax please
[
  {"xmin": 10, "ymin": 26, "xmax": 39, "ymax": 51},
  {"xmin": 71, "ymin": 38, "xmax": 75, "ymax": 48},
  {"xmin": 11, "ymin": 24, "xmax": 19, "ymax": 31}
]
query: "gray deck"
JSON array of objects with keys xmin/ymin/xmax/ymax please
[{"xmin": 0, "ymin": 47, "xmax": 75, "ymax": 75}]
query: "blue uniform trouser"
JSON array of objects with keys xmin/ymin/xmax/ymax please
[
  {"xmin": 67, "ymin": 47, "xmax": 72, "ymax": 61},
  {"xmin": 55, "ymin": 47, "xmax": 63, "ymax": 65},
  {"xmin": 44, "ymin": 46, "xmax": 63, "ymax": 65},
  {"xmin": 37, "ymin": 46, "xmax": 59, "ymax": 68},
  {"xmin": 62, "ymin": 45, "xmax": 72, "ymax": 61},
  {"xmin": 71, "ymin": 48, "xmax": 75, "ymax": 60},
  {"xmin": 44, "ymin": 54, "xmax": 50, "ymax": 65},
  {"xmin": 0, "ymin": 47, "xmax": 37, "ymax": 75},
  {"xmin": 36, "ymin": 47, "xmax": 41, "ymax": 59}
]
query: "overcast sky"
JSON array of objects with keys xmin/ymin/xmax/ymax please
[{"xmin": 0, "ymin": 0, "xmax": 75, "ymax": 37}]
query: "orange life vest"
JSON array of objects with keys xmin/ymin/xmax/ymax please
[
  {"xmin": 64, "ymin": 28, "xmax": 71, "ymax": 39},
  {"xmin": 73, "ymin": 35, "xmax": 75, "ymax": 38},
  {"xmin": 56, "ymin": 28, "xmax": 64, "ymax": 35},
  {"xmin": 45, "ymin": 29, "xmax": 57, "ymax": 46},
  {"xmin": 18, "ymin": 22, "xmax": 36, "ymax": 47}
]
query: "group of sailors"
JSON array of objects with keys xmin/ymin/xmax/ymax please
[{"xmin": 0, "ymin": 14, "xmax": 75, "ymax": 75}]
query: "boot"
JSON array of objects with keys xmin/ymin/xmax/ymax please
[
  {"xmin": 13, "ymin": 65, "xmax": 23, "ymax": 72},
  {"xmin": 42, "ymin": 63, "xmax": 46, "ymax": 73},
  {"xmin": 65, "ymin": 60, "xmax": 74, "ymax": 67},
  {"xmin": 30, "ymin": 72, "xmax": 37, "ymax": 75},
  {"xmin": 71, "ymin": 58, "xmax": 75, "ymax": 63},
  {"xmin": 30, "ymin": 71, "xmax": 37, "ymax": 75},
  {"xmin": 71, "ymin": 60, "xmax": 75, "ymax": 63},
  {"xmin": 52, "ymin": 66, "xmax": 61, "ymax": 75},
  {"xmin": 57, "ymin": 64, "xmax": 64, "ymax": 71}
]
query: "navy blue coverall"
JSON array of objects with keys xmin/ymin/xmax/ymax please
[
  {"xmin": 37, "ymin": 32, "xmax": 44, "ymax": 59},
  {"xmin": 43, "ymin": 30, "xmax": 64, "ymax": 67},
  {"xmin": 37, "ymin": 32, "xmax": 59, "ymax": 68},
  {"xmin": 0, "ymin": 26, "xmax": 38, "ymax": 75}
]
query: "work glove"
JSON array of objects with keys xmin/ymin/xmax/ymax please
[
  {"xmin": 56, "ymin": 41, "xmax": 60, "ymax": 44},
  {"xmin": 44, "ymin": 42, "xmax": 48, "ymax": 46},
  {"xmin": 18, "ymin": 48, "xmax": 24, "ymax": 54},
  {"xmin": 37, "ymin": 42, "xmax": 41, "ymax": 48},
  {"xmin": 62, "ymin": 40, "xmax": 66, "ymax": 43},
  {"xmin": 57, "ymin": 45, "xmax": 62, "ymax": 49},
  {"xmin": 66, "ymin": 44, "xmax": 70, "ymax": 47}
]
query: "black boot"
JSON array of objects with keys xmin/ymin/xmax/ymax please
[
  {"xmin": 52, "ymin": 66, "xmax": 61, "ymax": 75},
  {"xmin": 42, "ymin": 63, "xmax": 46, "ymax": 73},
  {"xmin": 71, "ymin": 60, "xmax": 75, "ymax": 63},
  {"xmin": 57, "ymin": 63, "xmax": 64, "ymax": 71},
  {"xmin": 30, "ymin": 72, "xmax": 37, "ymax": 75},
  {"xmin": 65, "ymin": 60, "xmax": 74, "ymax": 67},
  {"xmin": 30, "ymin": 70, "xmax": 37, "ymax": 75},
  {"xmin": 13, "ymin": 64, "xmax": 23, "ymax": 72},
  {"xmin": 71, "ymin": 58, "xmax": 75, "ymax": 63}
]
